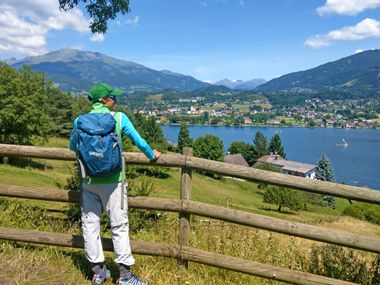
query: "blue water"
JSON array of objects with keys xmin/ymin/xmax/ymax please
[{"xmin": 162, "ymin": 126, "xmax": 380, "ymax": 190}]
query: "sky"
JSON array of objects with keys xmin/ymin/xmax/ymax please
[{"xmin": 0, "ymin": 0, "xmax": 379, "ymax": 82}]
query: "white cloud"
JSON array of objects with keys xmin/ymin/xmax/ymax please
[
  {"xmin": 317, "ymin": 0, "xmax": 380, "ymax": 16},
  {"xmin": 126, "ymin": 16, "xmax": 140, "ymax": 26},
  {"xmin": 90, "ymin": 33, "xmax": 105, "ymax": 42},
  {"xmin": 305, "ymin": 18, "xmax": 380, "ymax": 48},
  {"xmin": 355, "ymin": 48, "xmax": 364, "ymax": 53},
  {"xmin": 0, "ymin": 0, "xmax": 90, "ymax": 56}
]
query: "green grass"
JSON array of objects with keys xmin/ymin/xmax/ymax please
[
  {"xmin": 35, "ymin": 136, "xmax": 71, "ymax": 148},
  {"xmin": 1, "ymin": 138, "xmax": 380, "ymax": 284},
  {"xmin": 370, "ymin": 118, "xmax": 380, "ymax": 124},
  {"xmin": 232, "ymin": 104, "xmax": 250, "ymax": 112},
  {"xmin": 275, "ymin": 116, "xmax": 297, "ymax": 124}
]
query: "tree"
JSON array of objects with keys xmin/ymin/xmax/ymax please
[
  {"xmin": 177, "ymin": 122, "xmax": 192, "ymax": 153},
  {"xmin": 71, "ymin": 95, "xmax": 91, "ymax": 120},
  {"xmin": 263, "ymin": 185, "xmax": 303, "ymax": 212},
  {"xmin": 228, "ymin": 141, "xmax": 255, "ymax": 166},
  {"xmin": 202, "ymin": 111, "xmax": 209, "ymax": 123},
  {"xmin": 141, "ymin": 116, "xmax": 168, "ymax": 151},
  {"xmin": 128, "ymin": 112, "xmax": 167, "ymax": 151},
  {"xmin": 256, "ymin": 163, "xmax": 303, "ymax": 212},
  {"xmin": 269, "ymin": 133, "xmax": 286, "ymax": 158},
  {"xmin": 59, "ymin": 0, "xmax": 130, "ymax": 33},
  {"xmin": 193, "ymin": 134, "xmax": 224, "ymax": 161},
  {"xmin": 0, "ymin": 65, "xmax": 51, "ymax": 146},
  {"xmin": 316, "ymin": 154, "xmax": 335, "ymax": 182},
  {"xmin": 253, "ymin": 131, "xmax": 268, "ymax": 159},
  {"xmin": 316, "ymin": 153, "xmax": 336, "ymax": 208},
  {"xmin": 46, "ymin": 84, "xmax": 91, "ymax": 138}
]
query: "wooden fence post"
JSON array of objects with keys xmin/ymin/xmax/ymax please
[{"xmin": 179, "ymin": 147, "xmax": 192, "ymax": 269}]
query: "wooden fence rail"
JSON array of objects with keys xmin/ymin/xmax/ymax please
[
  {"xmin": 1, "ymin": 184, "xmax": 379, "ymax": 254},
  {"xmin": 0, "ymin": 227, "xmax": 357, "ymax": 285},
  {"xmin": 0, "ymin": 144, "xmax": 379, "ymax": 285},
  {"xmin": 1, "ymin": 144, "xmax": 380, "ymax": 204}
]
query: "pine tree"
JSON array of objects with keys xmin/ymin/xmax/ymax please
[
  {"xmin": 316, "ymin": 153, "xmax": 336, "ymax": 208},
  {"xmin": 269, "ymin": 133, "xmax": 286, "ymax": 158},
  {"xmin": 177, "ymin": 122, "xmax": 192, "ymax": 153},
  {"xmin": 316, "ymin": 154, "xmax": 335, "ymax": 182},
  {"xmin": 253, "ymin": 131, "xmax": 268, "ymax": 159}
]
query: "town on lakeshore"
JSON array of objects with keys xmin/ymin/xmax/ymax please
[{"xmin": 131, "ymin": 94, "xmax": 380, "ymax": 129}]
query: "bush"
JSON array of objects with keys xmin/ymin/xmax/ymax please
[
  {"xmin": 0, "ymin": 198, "xmax": 74, "ymax": 233},
  {"xmin": 309, "ymin": 244, "xmax": 377, "ymax": 284},
  {"xmin": 128, "ymin": 178, "xmax": 160, "ymax": 232},
  {"xmin": 262, "ymin": 185, "xmax": 303, "ymax": 212},
  {"xmin": 343, "ymin": 203, "xmax": 380, "ymax": 225}
]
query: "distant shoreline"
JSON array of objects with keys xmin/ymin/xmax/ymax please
[{"xmin": 162, "ymin": 123, "xmax": 380, "ymax": 130}]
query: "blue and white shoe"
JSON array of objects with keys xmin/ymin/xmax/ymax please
[
  {"xmin": 117, "ymin": 273, "xmax": 149, "ymax": 285},
  {"xmin": 91, "ymin": 266, "xmax": 111, "ymax": 285}
]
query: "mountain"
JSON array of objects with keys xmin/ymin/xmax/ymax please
[
  {"xmin": 215, "ymin": 79, "xmax": 245, "ymax": 89},
  {"xmin": 11, "ymin": 49, "xmax": 211, "ymax": 93},
  {"xmin": 215, "ymin": 78, "xmax": 266, "ymax": 90},
  {"xmin": 255, "ymin": 49, "xmax": 380, "ymax": 94},
  {"xmin": 2, "ymin": 57, "xmax": 18, "ymax": 65},
  {"xmin": 236, "ymin": 78, "xmax": 267, "ymax": 90}
]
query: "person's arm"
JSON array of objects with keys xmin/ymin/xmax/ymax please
[
  {"xmin": 69, "ymin": 119, "xmax": 78, "ymax": 152},
  {"xmin": 120, "ymin": 113, "xmax": 157, "ymax": 160}
]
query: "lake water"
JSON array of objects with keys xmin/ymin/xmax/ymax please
[{"xmin": 162, "ymin": 125, "xmax": 380, "ymax": 190}]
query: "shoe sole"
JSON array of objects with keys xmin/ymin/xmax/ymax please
[{"xmin": 92, "ymin": 270, "xmax": 111, "ymax": 285}]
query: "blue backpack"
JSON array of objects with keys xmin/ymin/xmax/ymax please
[{"xmin": 75, "ymin": 113, "xmax": 122, "ymax": 177}]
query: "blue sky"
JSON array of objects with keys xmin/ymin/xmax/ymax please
[{"xmin": 0, "ymin": 0, "xmax": 379, "ymax": 82}]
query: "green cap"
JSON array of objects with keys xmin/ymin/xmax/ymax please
[{"xmin": 89, "ymin": 83, "xmax": 124, "ymax": 102}]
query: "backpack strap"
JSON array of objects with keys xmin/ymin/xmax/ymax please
[
  {"xmin": 111, "ymin": 111, "xmax": 126, "ymax": 210},
  {"xmin": 110, "ymin": 111, "xmax": 122, "ymax": 137}
]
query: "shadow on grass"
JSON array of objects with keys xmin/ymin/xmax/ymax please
[
  {"xmin": 69, "ymin": 251, "xmax": 122, "ymax": 283},
  {"xmin": 259, "ymin": 206, "xmax": 298, "ymax": 215},
  {"xmin": 136, "ymin": 167, "xmax": 171, "ymax": 179},
  {"xmin": 5, "ymin": 157, "xmax": 47, "ymax": 170}
]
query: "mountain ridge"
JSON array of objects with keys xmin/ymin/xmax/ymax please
[
  {"xmin": 215, "ymin": 78, "xmax": 266, "ymax": 90},
  {"xmin": 255, "ymin": 49, "xmax": 380, "ymax": 94},
  {"xmin": 11, "ymin": 49, "xmax": 211, "ymax": 93}
]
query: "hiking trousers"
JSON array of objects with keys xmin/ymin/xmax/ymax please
[{"xmin": 81, "ymin": 182, "xmax": 135, "ymax": 266}]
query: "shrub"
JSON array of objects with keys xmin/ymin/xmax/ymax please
[
  {"xmin": 63, "ymin": 169, "xmax": 159, "ymax": 233},
  {"xmin": 262, "ymin": 185, "xmax": 303, "ymax": 212},
  {"xmin": 309, "ymin": 244, "xmax": 377, "ymax": 284},
  {"xmin": 343, "ymin": 203, "xmax": 380, "ymax": 225},
  {"xmin": 128, "ymin": 178, "xmax": 159, "ymax": 232}
]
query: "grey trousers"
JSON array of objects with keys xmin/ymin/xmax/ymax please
[{"xmin": 81, "ymin": 182, "xmax": 135, "ymax": 266}]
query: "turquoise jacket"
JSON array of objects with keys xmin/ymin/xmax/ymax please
[{"xmin": 69, "ymin": 103, "xmax": 155, "ymax": 184}]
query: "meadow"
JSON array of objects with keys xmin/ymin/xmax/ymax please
[{"xmin": 0, "ymin": 138, "xmax": 379, "ymax": 284}]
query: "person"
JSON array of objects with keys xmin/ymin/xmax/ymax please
[{"xmin": 69, "ymin": 83, "xmax": 160, "ymax": 285}]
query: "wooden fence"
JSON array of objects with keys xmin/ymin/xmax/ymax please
[{"xmin": 1, "ymin": 143, "xmax": 380, "ymax": 285}]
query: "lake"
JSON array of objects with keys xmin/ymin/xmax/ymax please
[{"xmin": 162, "ymin": 125, "xmax": 380, "ymax": 190}]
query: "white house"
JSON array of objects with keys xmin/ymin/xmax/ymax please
[{"xmin": 256, "ymin": 155, "xmax": 316, "ymax": 179}]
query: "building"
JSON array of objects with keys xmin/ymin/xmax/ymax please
[
  {"xmin": 256, "ymin": 154, "xmax": 316, "ymax": 179},
  {"xmin": 224, "ymin": 153, "xmax": 249, "ymax": 167}
]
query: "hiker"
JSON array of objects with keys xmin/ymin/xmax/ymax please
[{"xmin": 69, "ymin": 83, "xmax": 160, "ymax": 285}]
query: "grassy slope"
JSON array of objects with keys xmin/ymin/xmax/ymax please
[{"xmin": 1, "ymin": 137, "xmax": 379, "ymax": 284}]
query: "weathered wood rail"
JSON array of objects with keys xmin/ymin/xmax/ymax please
[{"xmin": 1, "ymin": 143, "xmax": 380, "ymax": 285}]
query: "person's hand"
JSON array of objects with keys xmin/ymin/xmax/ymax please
[{"xmin": 152, "ymin": 149, "xmax": 161, "ymax": 161}]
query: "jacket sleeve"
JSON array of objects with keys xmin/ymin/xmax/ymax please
[
  {"xmin": 121, "ymin": 113, "xmax": 156, "ymax": 160},
  {"xmin": 69, "ymin": 118, "xmax": 78, "ymax": 152}
]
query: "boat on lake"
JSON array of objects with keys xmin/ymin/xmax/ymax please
[{"xmin": 336, "ymin": 138, "xmax": 349, "ymax": 147}]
